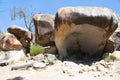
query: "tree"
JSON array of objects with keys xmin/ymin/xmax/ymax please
[
  {"xmin": 0, "ymin": 26, "xmax": 2, "ymax": 34},
  {"xmin": 11, "ymin": 7, "xmax": 39, "ymax": 32},
  {"xmin": 0, "ymin": 30, "xmax": 2, "ymax": 34}
]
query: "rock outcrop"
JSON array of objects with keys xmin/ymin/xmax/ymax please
[
  {"xmin": 110, "ymin": 23, "xmax": 120, "ymax": 50},
  {"xmin": 7, "ymin": 25, "xmax": 32, "ymax": 48},
  {"xmin": 0, "ymin": 33, "xmax": 22, "ymax": 51},
  {"xmin": 33, "ymin": 14, "xmax": 55, "ymax": 46},
  {"xmin": 0, "ymin": 49, "xmax": 26, "ymax": 64},
  {"xmin": 54, "ymin": 7, "xmax": 118, "ymax": 60}
]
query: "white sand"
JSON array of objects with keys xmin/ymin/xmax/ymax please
[{"xmin": 0, "ymin": 60, "xmax": 120, "ymax": 80}]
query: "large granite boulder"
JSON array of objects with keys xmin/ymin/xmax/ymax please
[
  {"xmin": 0, "ymin": 33, "xmax": 22, "ymax": 51},
  {"xmin": 33, "ymin": 14, "xmax": 55, "ymax": 46},
  {"xmin": 7, "ymin": 25, "xmax": 33, "ymax": 48},
  {"xmin": 55, "ymin": 7, "xmax": 118, "ymax": 60}
]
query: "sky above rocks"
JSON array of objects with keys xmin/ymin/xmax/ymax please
[{"xmin": 0, "ymin": 0, "xmax": 120, "ymax": 32}]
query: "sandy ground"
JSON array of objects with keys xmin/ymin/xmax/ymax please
[{"xmin": 0, "ymin": 59, "xmax": 120, "ymax": 80}]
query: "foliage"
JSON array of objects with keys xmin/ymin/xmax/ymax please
[
  {"xmin": 0, "ymin": 30, "xmax": 1, "ymax": 34},
  {"xmin": 0, "ymin": 26, "xmax": 3, "ymax": 34},
  {"xmin": 103, "ymin": 54, "xmax": 118, "ymax": 62},
  {"xmin": 11, "ymin": 7, "xmax": 40, "ymax": 32},
  {"xmin": 30, "ymin": 44, "xmax": 45, "ymax": 56}
]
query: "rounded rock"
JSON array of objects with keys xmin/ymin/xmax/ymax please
[{"xmin": 33, "ymin": 62, "xmax": 46, "ymax": 69}]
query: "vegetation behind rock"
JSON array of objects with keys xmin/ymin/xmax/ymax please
[{"xmin": 103, "ymin": 54, "xmax": 118, "ymax": 62}]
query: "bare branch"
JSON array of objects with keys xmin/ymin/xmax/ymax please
[{"xmin": 10, "ymin": 7, "xmax": 38, "ymax": 32}]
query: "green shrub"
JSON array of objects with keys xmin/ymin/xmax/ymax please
[
  {"xmin": 30, "ymin": 44, "xmax": 45, "ymax": 56},
  {"xmin": 103, "ymin": 54, "xmax": 117, "ymax": 62}
]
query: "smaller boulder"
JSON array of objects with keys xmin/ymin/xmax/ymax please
[
  {"xmin": 0, "ymin": 33, "xmax": 22, "ymax": 51},
  {"xmin": 111, "ymin": 32, "xmax": 120, "ymax": 50},
  {"xmin": 0, "ymin": 49, "xmax": 26, "ymax": 64},
  {"xmin": 7, "ymin": 25, "xmax": 32, "ymax": 48},
  {"xmin": 33, "ymin": 62, "xmax": 46, "ymax": 69},
  {"xmin": 110, "ymin": 23, "xmax": 120, "ymax": 50},
  {"xmin": 33, "ymin": 14, "xmax": 55, "ymax": 46}
]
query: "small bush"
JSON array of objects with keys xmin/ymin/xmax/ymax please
[
  {"xmin": 103, "ymin": 54, "xmax": 117, "ymax": 62},
  {"xmin": 30, "ymin": 44, "xmax": 45, "ymax": 56}
]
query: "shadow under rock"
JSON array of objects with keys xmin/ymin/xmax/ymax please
[
  {"xmin": 7, "ymin": 76, "xmax": 24, "ymax": 80},
  {"xmin": 60, "ymin": 55, "xmax": 103, "ymax": 66}
]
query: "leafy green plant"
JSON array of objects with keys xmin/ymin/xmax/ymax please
[
  {"xmin": 30, "ymin": 44, "xmax": 45, "ymax": 56},
  {"xmin": 103, "ymin": 54, "xmax": 117, "ymax": 62}
]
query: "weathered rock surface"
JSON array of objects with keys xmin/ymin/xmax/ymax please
[
  {"xmin": 33, "ymin": 14, "xmax": 55, "ymax": 46},
  {"xmin": 33, "ymin": 62, "xmax": 46, "ymax": 69},
  {"xmin": 110, "ymin": 51, "xmax": 120, "ymax": 60},
  {"xmin": 110, "ymin": 23, "xmax": 120, "ymax": 50},
  {"xmin": 0, "ymin": 33, "xmax": 22, "ymax": 51},
  {"xmin": 7, "ymin": 25, "xmax": 32, "ymax": 48},
  {"xmin": 44, "ymin": 46, "xmax": 57, "ymax": 54},
  {"xmin": 44, "ymin": 53, "xmax": 57, "ymax": 64},
  {"xmin": 0, "ymin": 49, "xmax": 26, "ymax": 64},
  {"xmin": 55, "ymin": 7, "xmax": 118, "ymax": 60}
]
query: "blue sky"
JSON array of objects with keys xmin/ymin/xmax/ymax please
[{"xmin": 0, "ymin": 0, "xmax": 120, "ymax": 32}]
